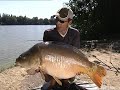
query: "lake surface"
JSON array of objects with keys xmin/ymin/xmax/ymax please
[{"xmin": 0, "ymin": 25, "xmax": 55, "ymax": 71}]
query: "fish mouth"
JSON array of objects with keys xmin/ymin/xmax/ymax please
[{"xmin": 15, "ymin": 62, "xmax": 22, "ymax": 67}]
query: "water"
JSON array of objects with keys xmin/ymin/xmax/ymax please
[{"xmin": 0, "ymin": 25, "xmax": 55, "ymax": 71}]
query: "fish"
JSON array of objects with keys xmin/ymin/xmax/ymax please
[{"xmin": 15, "ymin": 41, "xmax": 106, "ymax": 89}]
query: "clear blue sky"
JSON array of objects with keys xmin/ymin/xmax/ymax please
[{"xmin": 0, "ymin": 0, "xmax": 69, "ymax": 19}]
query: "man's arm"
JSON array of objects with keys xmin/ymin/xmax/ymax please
[
  {"xmin": 73, "ymin": 31, "xmax": 80, "ymax": 49},
  {"xmin": 43, "ymin": 30, "xmax": 49, "ymax": 42}
]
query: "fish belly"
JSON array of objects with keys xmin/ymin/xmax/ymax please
[{"xmin": 42, "ymin": 60, "xmax": 80, "ymax": 79}]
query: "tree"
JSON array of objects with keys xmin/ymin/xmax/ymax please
[
  {"xmin": 32, "ymin": 17, "xmax": 39, "ymax": 25},
  {"xmin": 67, "ymin": 0, "xmax": 120, "ymax": 40},
  {"xmin": 43, "ymin": 18, "xmax": 50, "ymax": 25},
  {"xmin": 49, "ymin": 16, "xmax": 56, "ymax": 25},
  {"xmin": 38, "ymin": 18, "xmax": 44, "ymax": 25},
  {"xmin": 67, "ymin": 0, "xmax": 102, "ymax": 40},
  {"xmin": 16, "ymin": 16, "xmax": 24, "ymax": 25}
]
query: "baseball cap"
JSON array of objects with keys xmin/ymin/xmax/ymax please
[{"xmin": 55, "ymin": 7, "xmax": 74, "ymax": 21}]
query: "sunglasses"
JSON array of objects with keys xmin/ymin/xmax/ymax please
[{"xmin": 56, "ymin": 18, "xmax": 66, "ymax": 23}]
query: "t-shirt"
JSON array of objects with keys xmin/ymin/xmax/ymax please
[{"xmin": 43, "ymin": 27, "xmax": 80, "ymax": 49}]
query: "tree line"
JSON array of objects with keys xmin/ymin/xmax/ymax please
[{"xmin": 0, "ymin": 13, "xmax": 55, "ymax": 25}]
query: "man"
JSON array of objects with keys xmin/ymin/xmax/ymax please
[
  {"xmin": 42, "ymin": 7, "xmax": 84, "ymax": 90},
  {"xmin": 43, "ymin": 7, "xmax": 80, "ymax": 49}
]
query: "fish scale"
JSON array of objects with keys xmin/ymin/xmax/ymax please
[
  {"xmin": 43, "ymin": 54, "xmax": 76, "ymax": 78},
  {"xmin": 44, "ymin": 53, "xmax": 79, "ymax": 68}
]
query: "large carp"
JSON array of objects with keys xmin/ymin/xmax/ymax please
[{"xmin": 15, "ymin": 41, "xmax": 106, "ymax": 89}]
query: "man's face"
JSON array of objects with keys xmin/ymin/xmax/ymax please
[{"xmin": 56, "ymin": 17, "xmax": 72, "ymax": 30}]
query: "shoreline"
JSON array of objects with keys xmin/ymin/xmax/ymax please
[{"xmin": 0, "ymin": 64, "xmax": 15, "ymax": 73}]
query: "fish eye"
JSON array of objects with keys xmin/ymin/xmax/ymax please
[{"xmin": 22, "ymin": 57, "xmax": 26, "ymax": 59}]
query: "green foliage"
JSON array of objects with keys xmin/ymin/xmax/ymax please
[
  {"xmin": 0, "ymin": 13, "xmax": 55, "ymax": 25},
  {"xmin": 43, "ymin": 18, "xmax": 49, "ymax": 25},
  {"xmin": 67, "ymin": 0, "xmax": 103, "ymax": 40},
  {"xmin": 67, "ymin": 0, "xmax": 119, "ymax": 40}
]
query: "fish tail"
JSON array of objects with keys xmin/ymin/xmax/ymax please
[{"xmin": 88, "ymin": 65, "xmax": 106, "ymax": 88}]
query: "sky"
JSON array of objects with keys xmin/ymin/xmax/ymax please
[{"xmin": 0, "ymin": 0, "xmax": 69, "ymax": 19}]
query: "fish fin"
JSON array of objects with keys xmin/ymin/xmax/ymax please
[
  {"xmin": 39, "ymin": 71, "xmax": 45, "ymax": 80},
  {"xmin": 52, "ymin": 76, "xmax": 62, "ymax": 86},
  {"xmin": 38, "ymin": 65, "xmax": 46, "ymax": 80},
  {"xmin": 26, "ymin": 68, "xmax": 36, "ymax": 75},
  {"xmin": 88, "ymin": 65, "xmax": 106, "ymax": 88}
]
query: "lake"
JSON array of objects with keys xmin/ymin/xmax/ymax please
[{"xmin": 0, "ymin": 25, "xmax": 55, "ymax": 71}]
